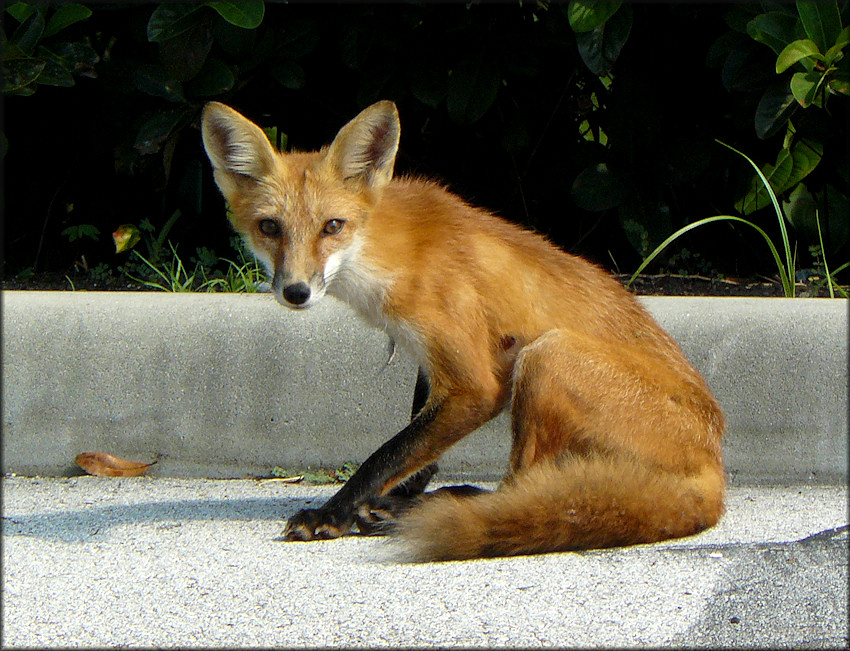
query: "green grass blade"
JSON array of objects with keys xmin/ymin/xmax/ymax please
[
  {"xmin": 627, "ymin": 215, "xmax": 792, "ymax": 295},
  {"xmin": 715, "ymin": 139, "xmax": 795, "ymax": 296},
  {"xmin": 132, "ymin": 250, "xmax": 172, "ymax": 289},
  {"xmin": 815, "ymin": 208, "xmax": 835, "ymax": 298}
]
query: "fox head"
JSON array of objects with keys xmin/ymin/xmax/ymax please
[{"xmin": 201, "ymin": 100, "xmax": 400, "ymax": 309}]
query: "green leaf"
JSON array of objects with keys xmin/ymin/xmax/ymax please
[
  {"xmin": 571, "ymin": 163, "xmax": 629, "ymax": 211},
  {"xmin": 185, "ymin": 56, "xmax": 234, "ymax": 96},
  {"xmin": 61, "ymin": 224, "xmax": 100, "ymax": 242},
  {"xmin": 747, "ymin": 12, "xmax": 802, "ymax": 56},
  {"xmin": 40, "ymin": 42, "xmax": 99, "ymax": 78},
  {"xmin": 206, "ymin": 2, "xmax": 264, "ymax": 29},
  {"xmin": 501, "ymin": 118, "xmax": 530, "ymax": 153},
  {"xmin": 776, "ymin": 38, "xmax": 824, "ymax": 73},
  {"xmin": 716, "ymin": 140, "xmax": 796, "ymax": 295},
  {"xmin": 755, "ymin": 80, "xmax": 798, "ymax": 139},
  {"xmin": 782, "ymin": 184, "xmax": 850, "ymax": 253},
  {"xmin": 707, "ymin": 30, "xmax": 747, "ymax": 69},
  {"xmin": 781, "ymin": 138, "xmax": 824, "ymax": 194},
  {"xmin": 824, "ymin": 25, "xmax": 850, "ymax": 64},
  {"xmin": 782, "ymin": 182, "xmax": 820, "ymax": 241},
  {"xmin": 270, "ymin": 59, "xmax": 305, "ymax": 90},
  {"xmin": 43, "ymin": 4, "xmax": 92, "ymax": 39},
  {"xmin": 724, "ymin": 5, "xmax": 763, "ymax": 35},
  {"xmin": 739, "ymin": 152, "xmax": 790, "ymax": 216},
  {"xmin": 447, "ymin": 56, "xmax": 500, "ymax": 125},
  {"xmin": 818, "ymin": 186, "xmax": 850, "ymax": 253},
  {"xmin": 50, "ymin": 41, "xmax": 99, "ymax": 67},
  {"xmin": 567, "ymin": 1, "xmax": 621, "ymax": 33},
  {"xmin": 2, "ymin": 42, "xmax": 26, "ymax": 63},
  {"xmin": 147, "ymin": 5, "xmax": 204, "ymax": 43},
  {"xmin": 11, "ymin": 9, "xmax": 44, "ymax": 56},
  {"xmin": 575, "ymin": 4, "xmax": 632, "ymax": 77},
  {"xmin": 722, "ymin": 46, "xmax": 777, "ymax": 92},
  {"xmin": 212, "ymin": 17, "xmax": 255, "ymax": 59},
  {"xmin": 134, "ymin": 109, "xmax": 187, "ymax": 156},
  {"xmin": 158, "ymin": 19, "xmax": 213, "ymax": 81},
  {"xmin": 828, "ymin": 69, "xmax": 849, "ymax": 94},
  {"xmin": 6, "ymin": 84, "xmax": 36, "ymax": 96},
  {"xmin": 619, "ymin": 195, "xmax": 673, "ymax": 257},
  {"xmin": 737, "ymin": 136, "xmax": 823, "ymax": 214},
  {"xmin": 36, "ymin": 57, "xmax": 74, "ymax": 87},
  {"xmin": 261, "ymin": 126, "xmax": 287, "ymax": 151},
  {"xmin": 1, "ymin": 57, "xmax": 45, "ymax": 92},
  {"xmin": 131, "ymin": 65, "xmax": 186, "ymax": 103},
  {"xmin": 5, "ymin": 2, "xmax": 36, "ymax": 23},
  {"xmin": 790, "ymin": 70, "xmax": 822, "ymax": 106},
  {"xmin": 796, "ymin": 0, "xmax": 842, "ymax": 53},
  {"xmin": 408, "ymin": 56, "xmax": 448, "ymax": 108}
]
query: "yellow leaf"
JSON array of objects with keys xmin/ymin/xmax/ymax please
[{"xmin": 112, "ymin": 224, "xmax": 142, "ymax": 253}]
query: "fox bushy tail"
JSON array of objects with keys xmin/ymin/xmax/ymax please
[{"xmin": 394, "ymin": 455, "xmax": 725, "ymax": 562}]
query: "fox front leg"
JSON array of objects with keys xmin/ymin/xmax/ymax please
[
  {"xmin": 282, "ymin": 406, "xmax": 440, "ymax": 540},
  {"xmin": 283, "ymin": 368, "xmax": 438, "ymax": 541}
]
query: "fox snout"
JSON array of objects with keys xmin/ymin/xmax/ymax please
[
  {"xmin": 281, "ymin": 282, "xmax": 312, "ymax": 307},
  {"xmin": 277, "ymin": 281, "xmax": 314, "ymax": 309},
  {"xmin": 271, "ymin": 270, "xmax": 320, "ymax": 309}
]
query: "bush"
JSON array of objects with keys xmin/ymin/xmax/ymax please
[{"xmin": 2, "ymin": 2, "xmax": 847, "ymax": 288}]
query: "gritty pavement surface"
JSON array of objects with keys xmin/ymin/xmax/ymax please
[{"xmin": 2, "ymin": 476, "xmax": 847, "ymax": 648}]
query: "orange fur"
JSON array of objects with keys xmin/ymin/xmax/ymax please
[
  {"xmin": 397, "ymin": 455, "xmax": 725, "ymax": 561},
  {"xmin": 201, "ymin": 101, "xmax": 726, "ymax": 561}
]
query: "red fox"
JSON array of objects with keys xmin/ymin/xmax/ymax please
[{"xmin": 201, "ymin": 100, "xmax": 726, "ymax": 561}]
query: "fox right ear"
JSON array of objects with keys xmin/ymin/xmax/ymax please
[{"xmin": 201, "ymin": 102, "xmax": 277, "ymax": 196}]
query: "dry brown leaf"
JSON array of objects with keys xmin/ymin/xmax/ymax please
[{"xmin": 75, "ymin": 452, "xmax": 155, "ymax": 477}]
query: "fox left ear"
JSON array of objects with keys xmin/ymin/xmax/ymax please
[{"xmin": 325, "ymin": 100, "xmax": 400, "ymax": 193}]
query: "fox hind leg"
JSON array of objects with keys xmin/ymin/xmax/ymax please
[
  {"xmin": 503, "ymin": 328, "xmax": 725, "ymax": 546},
  {"xmin": 508, "ymin": 328, "xmax": 724, "ymax": 479},
  {"xmin": 393, "ymin": 329, "xmax": 725, "ymax": 559}
]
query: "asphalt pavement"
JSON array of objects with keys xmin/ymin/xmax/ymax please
[{"xmin": 2, "ymin": 476, "xmax": 847, "ymax": 648}]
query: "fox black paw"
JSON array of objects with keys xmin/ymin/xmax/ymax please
[
  {"xmin": 281, "ymin": 508, "xmax": 352, "ymax": 541},
  {"xmin": 355, "ymin": 495, "xmax": 421, "ymax": 536}
]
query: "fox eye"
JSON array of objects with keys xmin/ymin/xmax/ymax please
[
  {"xmin": 323, "ymin": 219, "xmax": 345, "ymax": 235},
  {"xmin": 258, "ymin": 219, "xmax": 281, "ymax": 237}
]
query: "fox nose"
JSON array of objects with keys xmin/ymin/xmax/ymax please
[{"xmin": 282, "ymin": 282, "xmax": 311, "ymax": 306}]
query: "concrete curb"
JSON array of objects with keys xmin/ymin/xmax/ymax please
[{"xmin": 2, "ymin": 291, "xmax": 847, "ymax": 482}]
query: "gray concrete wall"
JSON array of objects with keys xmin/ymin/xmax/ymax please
[{"xmin": 2, "ymin": 291, "xmax": 847, "ymax": 482}]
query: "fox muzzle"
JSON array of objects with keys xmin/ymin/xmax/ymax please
[{"xmin": 282, "ymin": 282, "xmax": 312, "ymax": 307}]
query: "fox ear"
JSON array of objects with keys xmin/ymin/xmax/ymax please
[
  {"xmin": 325, "ymin": 100, "xmax": 400, "ymax": 192},
  {"xmin": 201, "ymin": 102, "xmax": 277, "ymax": 197}
]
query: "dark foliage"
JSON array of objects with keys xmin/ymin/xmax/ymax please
[{"xmin": 2, "ymin": 2, "xmax": 847, "ymax": 285}]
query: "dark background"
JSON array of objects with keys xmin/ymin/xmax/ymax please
[{"xmin": 2, "ymin": 2, "xmax": 848, "ymax": 287}]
